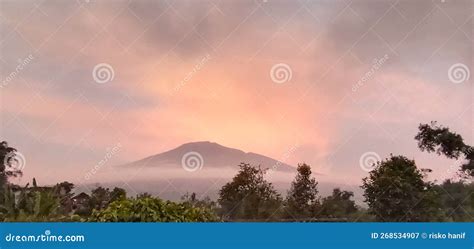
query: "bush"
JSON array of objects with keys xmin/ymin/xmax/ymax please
[{"xmin": 89, "ymin": 197, "xmax": 218, "ymax": 222}]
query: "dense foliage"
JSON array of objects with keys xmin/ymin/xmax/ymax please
[
  {"xmin": 362, "ymin": 155, "xmax": 443, "ymax": 221},
  {"xmin": 415, "ymin": 122, "xmax": 473, "ymax": 177},
  {"xmin": 0, "ymin": 181, "xmax": 78, "ymax": 221},
  {"xmin": 434, "ymin": 180, "xmax": 474, "ymax": 221},
  {"xmin": 218, "ymin": 163, "xmax": 282, "ymax": 220},
  {"xmin": 319, "ymin": 188, "xmax": 357, "ymax": 219},
  {"xmin": 285, "ymin": 164, "xmax": 319, "ymax": 218},
  {"xmin": 0, "ymin": 141, "xmax": 22, "ymax": 202},
  {"xmin": 90, "ymin": 197, "xmax": 217, "ymax": 222}
]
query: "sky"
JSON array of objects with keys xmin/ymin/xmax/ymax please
[{"xmin": 0, "ymin": 0, "xmax": 472, "ymax": 189}]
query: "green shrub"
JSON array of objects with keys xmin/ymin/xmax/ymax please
[{"xmin": 89, "ymin": 197, "xmax": 218, "ymax": 222}]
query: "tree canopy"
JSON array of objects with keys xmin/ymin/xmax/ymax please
[
  {"xmin": 362, "ymin": 155, "xmax": 443, "ymax": 221},
  {"xmin": 285, "ymin": 163, "xmax": 319, "ymax": 218},
  {"xmin": 0, "ymin": 141, "xmax": 22, "ymax": 188},
  {"xmin": 218, "ymin": 163, "xmax": 282, "ymax": 220},
  {"xmin": 415, "ymin": 122, "xmax": 473, "ymax": 177},
  {"xmin": 319, "ymin": 188, "xmax": 357, "ymax": 219}
]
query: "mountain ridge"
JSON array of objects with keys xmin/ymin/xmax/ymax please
[{"xmin": 121, "ymin": 141, "xmax": 295, "ymax": 172}]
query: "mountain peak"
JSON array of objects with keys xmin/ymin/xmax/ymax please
[
  {"xmin": 179, "ymin": 141, "xmax": 224, "ymax": 148},
  {"xmin": 123, "ymin": 141, "xmax": 294, "ymax": 172},
  {"xmin": 181, "ymin": 141, "xmax": 214, "ymax": 145}
]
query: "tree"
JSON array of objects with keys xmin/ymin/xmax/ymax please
[
  {"xmin": 319, "ymin": 188, "xmax": 357, "ymax": 219},
  {"xmin": 181, "ymin": 192, "xmax": 217, "ymax": 211},
  {"xmin": 54, "ymin": 181, "xmax": 75, "ymax": 214},
  {"xmin": 55, "ymin": 181, "xmax": 74, "ymax": 194},
  {"xmin": 218, "ymin": 163, "xmax": 282, "ymax": 220},
  {"xmin": 0, "ymin": 142, "xmax": 22, "ymax": 190},
  {"xmin": 285, "ymin": 163, "xmax": 319, "ymax": 218},
  {"xmin": 89, "ymin": 186, "xmax": 111, "ymax": 211},
  {"xmin": 88, "ymin": 186, "xmax": 127, "ymax": 213},
  {"xmin": 415, "ymin": 122, "xmax": 473, "ymax": 177},
  {"xmin": 136, "ymin": 192, "xmax": 152, "ymax": 199},
  {"xmin": 110, "ymin": 187, "xmax": 126, "ymax": 203},
  {"xmin": 362, "ymin": 155, "xmax": 443, "ymax": 221},
  {"xmin": 434, "ymin": 180, "xmax": 474, "ymax": 221}
]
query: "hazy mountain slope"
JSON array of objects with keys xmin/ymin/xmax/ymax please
[{"xmin": 121, "ymin": 141, "xmax": 295, "ymax": 172}]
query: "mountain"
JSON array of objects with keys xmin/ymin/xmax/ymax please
[
  {"xmin": 88, "ymin": 142, "xmax": 365, "ymax": 204},
  {"xmin": 121, "ymin": 141, "xmax": 295, "ymax": 172}
]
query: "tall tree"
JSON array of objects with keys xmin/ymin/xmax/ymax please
[
  {"xmin": 285, "ymin": 163, "xmax": 319, "ymax": 218},
  {"xmin": 415, "ymin": 122, "xmax": 473, "ymax": 177},
  {"xmin": 0, "ymin": 141, "xmax": 22, "ymax": 205},
  {"xmin": 362, "ymin": 155, "xmax": 443, "ymax": 221},
  {"xmin": 0, "ymin": 141, "xmax": 22, "ymax": 188},
  {"xmin": 218, "ymin": 163, "xmax": 282, "ymax": 220}
]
